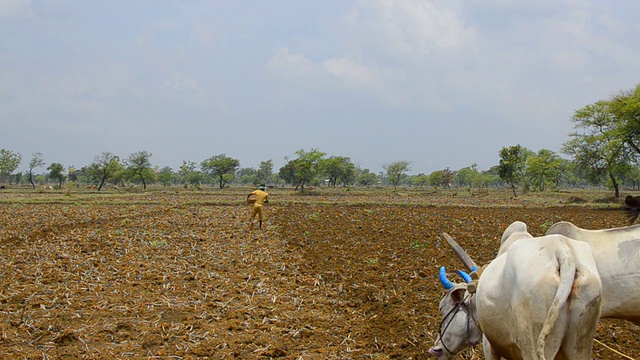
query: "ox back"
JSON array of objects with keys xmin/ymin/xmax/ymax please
[
  {"xmin": 546, "ymin": 221, "xmax": 640, "ymax": 325},
  {"xmin": 476, "ymin": 229, "xmax": 602, "ymax": 360}
]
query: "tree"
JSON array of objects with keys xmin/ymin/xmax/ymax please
[
  {"xmin": 67, "ymin": 167, "xmax": 77, "ymax": 183},
  {"xmin": 48, "ymin": 163, "xmax": 66, "ymax": 187},
  {"xmin": 279, "ymin": 149, "xmax": 326, "ymax": 191},
  {"xmin": 563, "ymin": 101, "xmax": 631, "ymax": 197},
  {"xmin": 236, "ymin": 167, "xmax": 258, "ymax": 185},
  {"xmin": 609, "ymin": 83, "xmax": 640, "ymax": 156},
  {"xmin": 526, "ymin": 149, "xmax": 562, "ymax": 191},
  {"xmin": 428, "ymin": 170, "xmax": 443, "ymax": 187},
  {"xmin": 179, "ymin": 161, "xmax": 203, "ymax": 186},
  {"xmin": 440, "ymin": 167, "xmax": 454, "ymax": 188},
  {"xmin": 339, "ymin": 161, "xmax": 356, "ymax": 186},
  {"xmin": 411, "ymin": 173, "xmax": 430, "ymax": 188},
  {"xmin": 621, "ymin": 166, "xmax": 640, "ymax": 190},
  {"xmin": 27, "ymin": 152, "xmax": 45, "ymax": 189},
  {"xmin": 157, "ymin": 166, "xmax": 175, "ymax": 186},
  {"xmin": 320, "ymin": 156, "xmax": 354, "ymax": 187},
  {"xmin": 201, "ymin": 154, "xmax": 240, "ymax": 189},
  {"xmin": 88, "ymin": 152, "xmax": 121, "ymax": 191},
  {"xmin": 126, "ymin": 151, "xmax": 154, "ymax": 189},
  {"xmin": 357, "ymin": 169, "xmax": 378, "ymax": 187},
  {"xmin": 257, "ymin": 160, "xmax": 273, "ymax": 185},
  {"xmin": 0, "ymin": 149, "xmax": 22, "ymax": 184},
  {"xmin": 479, "ymin": 166, "xmax": 502, "ymax": 188},
  {"xmin": 384, "ymin": 161, "xmax": 411, "ymax": 189},
  {"xmin": 498, "ymin": 145, "xmax": 531, "ymax": 196},
  {"xmin": 454, "ymin": 165, "xmax": 479, "ymax": 188},
  {"xmin": 279, "ymin": 158, "xmax": 313, "ymax": 190}
]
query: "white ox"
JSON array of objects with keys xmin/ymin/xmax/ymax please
[
  {"xmin": 429, "ymin": 222, "xmax": 602, "ymax": 360},
  {"xmin": 546, "ymin": 221, "xmax": 640, "ymax": 325}
]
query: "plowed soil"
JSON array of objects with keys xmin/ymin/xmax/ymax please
[{"xmin": 0, "ymin": 189, "xmax": 638, "ymax": 359}]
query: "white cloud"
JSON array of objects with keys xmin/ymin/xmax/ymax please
[
  {"xmin": 0, "ymin": 0, "xmax": 32, "ymax": 19},
  {"xmin": 266, "ymin": 1, "xmax": 475, "ymax": 109},
  {"xmin": 346, "ymin": 0, "xmax": 474, "ymax": 61},
  {"xmin": 323, "ymin": 58, "xmax": 376, "ymax": 89},
  {"xmin": 164, "ymin": 72, "xmax": 208, "ymax": 107},
  {"xmin": 190, "ymin": 23, "xmax": 218, "ymax": 50},
  {"xmin": 266, "ymin": 48, "xmax": 321, "ymax": 81},
  {"xmin": 166, "ymin": 72, "xmax": 200, "ymax": 92}
]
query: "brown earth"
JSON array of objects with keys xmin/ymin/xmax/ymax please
[{"xmin": 0, "ymin": 190, "xmax": 638, "ymax": 359}]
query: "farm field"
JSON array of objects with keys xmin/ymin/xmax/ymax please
[{"xmin": 0, "ymin": 188, "xmax": 639, "ymax": 359}]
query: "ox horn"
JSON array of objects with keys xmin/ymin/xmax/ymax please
[
  {"xmin": 441, "ymin": 233, "xmax": 479, "ymax": 272},
  {"xmin": 439, "ymin": 266, "xmax": 455, "ymax": 290},
  {"xmin": 457, "ymin": 270, "xmax": 472, "ymax": 283}
]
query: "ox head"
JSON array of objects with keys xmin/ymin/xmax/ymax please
[{"xmin": 429, "ymin": 266, "xmax": 482, "ymax": 358}]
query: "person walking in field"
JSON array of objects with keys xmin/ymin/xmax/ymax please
[{"xmin": 248, "ymin": 184, "xmax": 269, "ymax": 229}]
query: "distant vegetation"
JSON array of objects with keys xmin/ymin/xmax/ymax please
[{"xmin": 2, "ymin": 83, "xmax": 640, "ymax": 197}]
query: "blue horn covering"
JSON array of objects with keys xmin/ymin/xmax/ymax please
[
  {"xmin": 439, "ymin": 266, "xmax": 454, "ymax": 290},
  {"xmin": 457, "ymin": 270, "xmax": 472, "ymax": 283}
]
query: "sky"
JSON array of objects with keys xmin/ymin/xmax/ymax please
[{"xmin": 2, "ymin": 0, "xmax": 640, "ymax": 175}]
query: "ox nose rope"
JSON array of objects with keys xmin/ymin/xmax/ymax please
[{"xmin": 437, "ymin": 293, "xmax": 479, "ymax": 355}]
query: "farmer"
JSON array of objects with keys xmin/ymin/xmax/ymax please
[{"xmin": 248, "ymin": 184, "xmax": 269, "ymax": 229}]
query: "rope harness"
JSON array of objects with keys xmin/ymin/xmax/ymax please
[{"xmin": 437, "ymin": 292, "xmax": 481, "ymax": 355}]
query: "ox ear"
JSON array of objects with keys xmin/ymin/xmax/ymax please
[{"xmin": 449, "ymin": 287, "xmax": 466, "ymax": 304}]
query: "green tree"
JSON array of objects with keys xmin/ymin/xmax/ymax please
[
  {"xmin": 279, "ymin": 149, "xmax": 326, "ymax": 191},
  {"xmin": 48, "ymin": 162, "xmax": 66, "ymax": 187},
  {"xmin": 27, "ymin": 152, "xmax": 45, "ymax": 189},
  {"xmin": 477, "ymin": 166, "xmax": 502, "ymax": 188},
  {"xmin": 279, "ymin": 158, "xmax": 313, "ymax": 190},
  {"xmin": 320, "ymin": 156, "xmax": 354, "ymax": 187},
  {"xmin": 609, "ymin": 83, "xmax": 640, "ymax": 156},
  {"xmin": 428, "ymin": 170, "xmax": 444, "ymax": 187},
  {"xmin": 563, "ymin": 101, "xmax": 631, "ymax": 197},
  {"xmin": 201, "ymin": 154, "xmax": 240, "ymax": 189},
  {"xmin": 621, "ymin": 166, "xmax": 640, "ymax": 190},
  {"xmin": 383, "ymin": 161, "xmax": 411, "ymax": 189},
  {"xmin": 339, "ymin": 162, "xmax": 356, "ymax": 186},
  {"xmin": 88, "ymin": 152, "xmax": 121, "ymax": 191},
  {"xmin": 357, "ymin": 169, "xmax": 378, "ymax": 187},
  {"xmin": 157, "ymin": 166, "xmax": 175, "ymax": 186},
  {"xmin": 179, "ymin": 161, "xmax": 203, "ymax": 186},
  {"xmin": 411, "ymin": 173, "xmax": 430, "ymax": 188},
  {"xmin": 257, "ymin": 160, "xmax": 273, "ymax": 185},
  {"xmin": 526, "ymin": 149, "xmax": 562, "ymax": 191},
  {"xmin": 0, "ymin": 149, "xmax": 22, "ymax": 184},
  {"xmin": 126, "ymin": 151, "xmax": 154, "ymax": 189},
  {"xmin": 67, "ymin": 167, "xmax": 77, "ymax": 183},
  {"xmin": 236, "ymin": 167, "xmax": 258, "ymax": 185},
  {"xmin": 498, "ymin": 145, "xmax": 531, "ymax": 196},
  {"xmin": 454, "ymin": 165, "xmax": 479, "ymax": 188}
]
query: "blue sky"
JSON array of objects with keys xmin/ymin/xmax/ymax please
[{"xmin": 2, "ymin": 0, "xmax": 640, "ymax": 175}]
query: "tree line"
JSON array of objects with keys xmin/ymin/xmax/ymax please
[{"xmin": 1, "ymin": 83, "xmax": 639, "ymax": 196}]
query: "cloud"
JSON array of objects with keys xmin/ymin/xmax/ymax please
[
  {"xmin": 189, "ymin": 23, "xmax": 218, "ymax": 50},
  {"xmin": 266, "ymin": 48, "xmax": 321, "ymax": 82},
  {"xmin": 347, "ymin": 0, "xmax": 473, "ymax": 59},
  {"xmin": 166, "ymin": 72, "xmax": 200, "ymax": 92},
  {"xmin": 265, "ymin": 1, "xmax": 474, "ymax": 110},
  {"xmin": 323, "ymin": 57, "xmax": 376, "ymax": 89},
  {"xmin": 0, "ymin": 0, "xmax": 32, "ymax": 19},
  {"xmin": 164, "ymin": 72, "xmax": 208, "ymax": 108}
]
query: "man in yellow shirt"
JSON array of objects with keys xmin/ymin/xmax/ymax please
[{"xmin": 248, "ymin": 184, "xmax": 269, "ymax": 229}]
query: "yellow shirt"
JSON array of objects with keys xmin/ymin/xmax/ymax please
[{"xmin": 250, "ymin": 189, "xmax": 269, "ymax": 205}]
